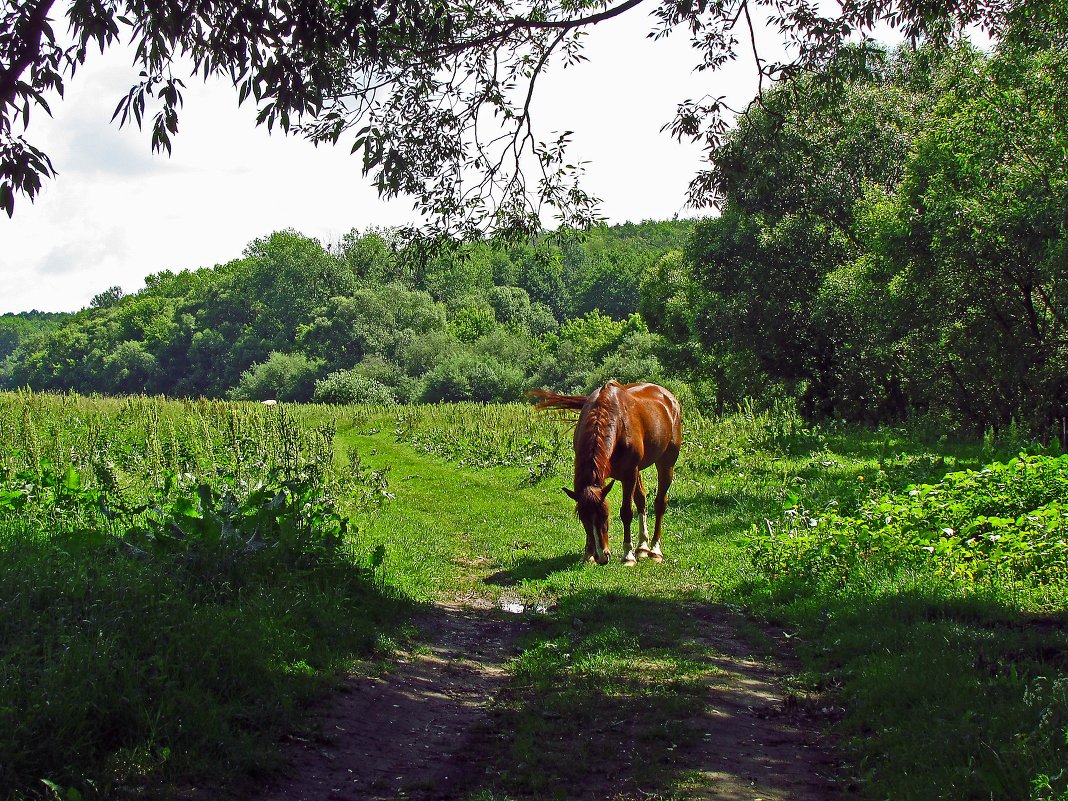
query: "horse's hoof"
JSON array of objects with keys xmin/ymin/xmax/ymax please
[
  {"xmin": 635, "ymin": 548, "xmax": 651, "ymax": 560},
  {"xmin": 622, "ymin": 557, "xmax": 637, "ymax": 567},
  {"xmin": 649, "ymin": 553, "xmax": 664, "ymax": 563}
]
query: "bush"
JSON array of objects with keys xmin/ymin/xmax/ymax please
[
  {"xmin": 229, "ymin": 352, "xmax": 323, "ymax": 402},
  {"xmin": 421, "ymin": 354, "xmax": 525, "ymax": 403},
  {"xmin": 313, "ymin": 370, "xmax": 397, "ymax": 405},
  {"xmin": 752, "ymin": 453, "xmax": 1068, "ymax": 591},
  {"xmin": 349, "ymin": 357, "xmax": 424, "ymax": 404}
]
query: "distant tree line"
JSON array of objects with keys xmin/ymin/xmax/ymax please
[
  {"xmin": 1, "ymin": 221, "xmax": 688, "ymax": 404},
  {"xmin": 0, "ymin": 311, "xmax": 68, "ymax": 364}
]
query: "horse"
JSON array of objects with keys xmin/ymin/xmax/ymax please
[{"xmin": 530, "ymin": 380, "xmax": 682, "ymax": 566}]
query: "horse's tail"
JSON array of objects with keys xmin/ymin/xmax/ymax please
[{"xmin": 527, "ymin": 389, "xmax": 588, "ymax": 412}]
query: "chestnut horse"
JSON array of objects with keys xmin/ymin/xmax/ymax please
[{"xmin": 530, "ymin": 381, "xmax": 682, "ymax": 566}]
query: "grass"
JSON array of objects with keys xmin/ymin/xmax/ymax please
[
  {"xmin": 3, "ymin": 393, "xmax": 1066, "ymax": 800},
  {"xmin": 1, "ymin": 534, "xmax": 407, "ymax": 795},
  {"xmin": 0, "ymin": 393, "xmax": 414, "ymax": 800},
  {"xmin": 334, "ymin": 401, "xmax": 1067, "ymax": 801}
]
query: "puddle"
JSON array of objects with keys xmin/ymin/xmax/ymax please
[{"xmin": 500, "ymin": 601, "xmax": 550, "ymax": 615}]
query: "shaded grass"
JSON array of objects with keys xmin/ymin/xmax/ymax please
[
  {"xmin": 0, "ymin": 393, "xmax": 415, "ymax": 801},
  {"xmin": 749, "ymin": 574, "xmax": 1068, "ymax": 800},
  {"xmin": 0, "ymin": 526, "xmax": 414, "ymax": 800},
  {"xmin": 485, "ymin": 592, "xmax": 734, "ymax": 800}
]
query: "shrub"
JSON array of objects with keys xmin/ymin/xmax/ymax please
[
  {"xmin": 313, "ymin": 370, "xmax": 397, "ymax": 405},
  {"xmin": 421, "ymin": 354, "xmax": 524, "ymax": 403},
  {"xmin": 752, "ymin": 453, "xmax": 1068, "ymax": 592},
  {"xmin": 229, "ymin": 352, "xmax": 323, "ymax": 402}
]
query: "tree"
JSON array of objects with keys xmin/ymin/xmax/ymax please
[
  {"xmin": 90, "ymin": 286, "xmax": 125, "ymax": 310},
  {"xmin": 1, "ymin": 0, "xmax": 1022, "ymax": 233},
  {"xmin": 240, "ymin": 230, "xmax": 357, "ymax": 345},
  {"xmin": 103, "ymin": 339, "xmax": 157, "ymax": 394},
  {"xmin": 865, "ymin": 15, "xmax": 1068, "ymax": 434},
  {"xmin": 675, "ymin": 210, "xmax": 841, "ymax": 409},
  {"xmin": 646, "ymin": 44, "xmax": 976, "ymax": 416},
  {"xmin": 335, "ymin": 228, "xmax": 402, "ymax": 285},
  {"xmin": 296, "ymin": 283, "xmax": 446, "ymax": 372}
]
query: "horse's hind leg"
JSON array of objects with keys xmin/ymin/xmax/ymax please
[
  {"xmin": 634, "ymin": 474, "xmax": 653, "ymax": 559},
  {"xmin": 648, "ymin": 462, "xmax": 675, "ymax": 562}
]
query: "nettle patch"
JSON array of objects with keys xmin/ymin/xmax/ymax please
[{"xmin": 753, "ymin": 453, "xmax": 1068, "ymax": 594}]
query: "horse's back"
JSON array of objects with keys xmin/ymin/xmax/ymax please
[
  {"xmin": 623, "ymin": 383, "xmax": 682, "ymax": 431},
  {"xmin": 619, "ymin": 383, "xmax": 682, "ymax": 467}
]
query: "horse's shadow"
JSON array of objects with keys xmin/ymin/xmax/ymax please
[{"xmin": 483, "ymin": 553, "xmax": 582, "ymax": 587}]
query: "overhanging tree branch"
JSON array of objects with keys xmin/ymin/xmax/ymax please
[
  {"xmin": 0, "ymin": 0, "xmax": 1022, "ymax": 229},
  {"xmin": 0, "ymin": 0, "xmax": 57, "ymax": 123}
]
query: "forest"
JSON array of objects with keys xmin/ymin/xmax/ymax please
[
  {"xmin": 1, "ymin": 220, "xmax": 687, "ymax": 406},
  {"xmin": 5, "ymin": 29, "xmax": 1067, "ymax": 440}
]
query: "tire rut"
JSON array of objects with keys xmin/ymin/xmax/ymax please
[{"xmin": 261, "ymin": 602, "xmax": 522, "ymax": 801}]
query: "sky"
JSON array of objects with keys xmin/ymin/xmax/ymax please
[{"xmin": 0, "ymin": 6, "xmax": 781, "ymax": 314}]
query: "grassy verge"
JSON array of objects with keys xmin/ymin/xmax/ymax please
[
  {"xmin": 0, "ymin": 530, "xmax": 408, "ymax": 799},
  {"xmin": 0, "ymin": 393, "xmax": 413, "ymax": 800}
]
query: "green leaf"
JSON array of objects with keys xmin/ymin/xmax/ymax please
[
  {"xmin": 60, "ymin": 465, "xmax": 81, "ymax": 492},
  {"xmin": 172, "ymin": 496, "xmax": 201, "ymax": 519}
]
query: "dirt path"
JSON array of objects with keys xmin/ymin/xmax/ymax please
[
  {"xmin": 259, "ymin": 601, "xmax": 835, "ymax": 801},
  {"xmin": 262, "ymin": 602, "xmax": 521, "ymax": 801},
  {"xmin": 679, "ymin": 608, "xmax": 837, "ymax": 800},
  {"xmin": 257, "ymin": 434, "xmax": 838, "ymax": 800}
]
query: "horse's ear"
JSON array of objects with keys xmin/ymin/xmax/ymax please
[
  {"xmin": 602, "ymin": 479, "xmax": 616, "ymax": 497},
  {"xmin": 562, "ymin": 486, "xmax": 578, "ymax": 501}
]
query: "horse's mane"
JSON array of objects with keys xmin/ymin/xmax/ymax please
[
  {"xmin": 529, "ymin": 381, "xmax": 624, "ymax": 492},
  {"xmin": 527, "ymin": 382, "xmax": 623, "ymax": 495},
  {"xmin": 576, "ymin": 392, "xmax": 617, "ymax": 488}
]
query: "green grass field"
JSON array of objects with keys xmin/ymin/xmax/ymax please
[{"xmin": 2, "ymin": 393, "xmax": 1066, "ymax": 800}]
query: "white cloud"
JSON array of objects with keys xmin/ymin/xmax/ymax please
[
  {"xmin": 39, "ymin": 241, "xmax": 96, "ymax": 276},
  {"xmin": 60, "ymin": 115, "xmax": 167, "ymax": 178}
]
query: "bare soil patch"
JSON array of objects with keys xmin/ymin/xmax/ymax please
[
  {"xmin": 674, "ymin": 607, "xmax": 838, "ymax": 800},
  {"xmin": 260, "ymin": 602, "xmax": 519, "ymax": 801},
  {"xmin": 256, "ymin": 600, "xmax": 836, "ymax": 801}
]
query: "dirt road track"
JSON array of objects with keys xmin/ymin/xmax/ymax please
[{"xmin": 259, "ymin": 601, "xmax": 836, "ymax": 801}]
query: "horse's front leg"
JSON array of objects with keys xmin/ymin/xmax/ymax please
[
  {"xmin": 584, "ymin": 521, "xmax": 598, "ymax": 564},
  {"xmin": 620, "ymin": 474, "xmax": 638, "ymax": 566}
]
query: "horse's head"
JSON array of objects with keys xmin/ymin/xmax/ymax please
[{"xmin": 564, "ymin": 480, "xmax": 615, "ymax": 565}]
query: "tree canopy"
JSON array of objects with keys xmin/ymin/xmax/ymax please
[
  {"xmin": 1, "ymin": 0, "xmax": 1026, "ymax": 234},
  {"xmin": 0, "ymin": 220, "xmax": 692, "ymax": 401},
  {"xmin": 644, "ymin": 11, "xmax": 1068, "ymax": 437}
]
